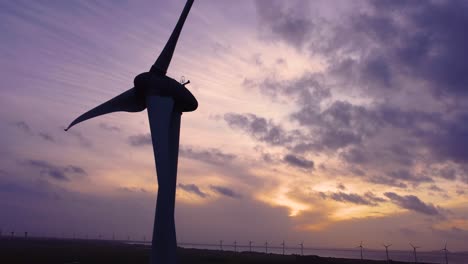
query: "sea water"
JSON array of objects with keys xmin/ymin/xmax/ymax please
[{"xmin": 178, "ymin": 243, "xmax": 468, "ymax": 264}]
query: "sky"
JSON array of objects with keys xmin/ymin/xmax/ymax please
[{"xmin": 1, "ymin": 0, "xmax": 468, "ymax": 251}]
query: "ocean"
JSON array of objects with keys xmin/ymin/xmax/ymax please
[{"xmin": 176, "ymin": 242, "xmax": 468, "ymax": 264}]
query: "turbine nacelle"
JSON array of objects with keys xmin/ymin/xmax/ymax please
[{"xmin": 134, "ymin": 72, "xmax": 198, "ymax": 112}]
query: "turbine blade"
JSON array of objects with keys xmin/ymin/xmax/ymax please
[
  {"xmin": 150, "ymin": 0, "xmax": 194, "ymax": 74},
  {"xmin": 65, "ymin": 87, "xmax": 145, "ymax": 131}
]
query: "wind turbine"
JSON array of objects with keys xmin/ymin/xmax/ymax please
[
  {"xmin": 249, "ymin": 241, "xmax": 253, "ymax": 252},
  {"xmin": 441, "ymin": 242, "xmax": 449, "ymax": 264},
  {"xmin": 299, "ymin": 242, "xmax": 304, "ymax": 256},
  {"xmin": 234, "ymin": 240, "xmax": 237, "ymax": 252},
  {"xmin": 220, "ymin": 240, "xmax": 223, "ymax": 251},
  {"xmin": 383, "ymin": 243, "xmax": 392, "ymax": 262},
  {"xmin": 64, "ymin": 1, "xmax": 197, "ymax": 264},
  {"xmin": 410, "ymin": 243, "xmax": 420, "ymax": 264},
  {"xmin": 281, "ymin": 240, "xmax": 285, "ymax": 255},
  {"xmin": 265, "ymin": 241, "xmax": 268, "ymax": 254},
  {"xmin": 357, "ymin": 241, "xmax": 364, "ymax": 260}
]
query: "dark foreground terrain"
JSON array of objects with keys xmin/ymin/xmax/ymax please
[{"xmin": 1, "ymin": 238, "xmax": 428, "ymax": 264}]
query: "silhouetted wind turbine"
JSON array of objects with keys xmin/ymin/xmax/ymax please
[
  {"xmin": 441, "ymin": 242, "xmax": 449, "ymax": 264},
  {"xmin": 220, "ymin": 240, "xmax": 223, "ymax": 251},
  {"xmin": 265, "ymin": 241, "xmax": 268, "ymax": 253},
  {"xmin": 299, "ymin": 242, "xmax": 304, "ymax": 256},
  {"xmin": 64, "ymin": 1, "xmax": 197, "ymax": 264},
  {"xmin": 249, "ymin": 241, "xmax": 253, "ymax": 252},
  {"xmin": 281, "ymin": 240, "xmax": 285, "ymax": 255},
  {"xmin": 383, "ymin": 243, "xmax": 392, "ymax": 262},
  {"xmin": 357, "ymin": 241, "xmax": 364, "ymax": 260},
  {"xmin": 410, "ymin": 243, "xmax": 420, "ymax": 264},
  {"xmin": 234, "ymin": 240, "xmax": 237, "ymax": 252}
]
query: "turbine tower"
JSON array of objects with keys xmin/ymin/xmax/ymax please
[
  {"xmin": 299, "ymin": 242, "xmax": 304, "ymax": 256},
  {"xmin": 441, "ymin": 242, "xmax": 449, "ymax": 264},
  {"xmin": 64, "ymin": 1, "xmax": 197, "ymax": 264},
  {"xmin": 410, "ymin": 243, "xmax": 420, "ymax": 264},
  {"xmin": 357, "ymin": 241, "xmax": 364, "ymax": 260},
  {"xmin": 281, "ymin": 240, "xmax": 285, "ymax": 255},
  {"xmin": 383, "ymin": 243, "xmax": 392, "ymax": 262},
  {"xmin": 249, "ymin": 241, "xmax": 253, "ymax": 252}
]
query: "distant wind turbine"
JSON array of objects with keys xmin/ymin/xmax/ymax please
[
  {"xmin": 249, "ymin": 241, "xmax": 253, "ymax": 252},
  {"xmin": 410, "ymin": 243, "xmax": 420, "ymax": 264},
  {"xmin": 357, "ymin": 241, "xmax": 364, "ymax": 260},
  {"xmin": 64, "ymin": 1, "xmax": 197, "ymax": 264},
  {"xmin": 220, "ymin": 240, "xmax": 223, "ymax": 251},
  {"xmin": 383, "ymin": 243, "xmax": 392, "ymax": 262},
  {"xmin": 441, "ymin": 242, "xmax": 449, "ymax": 264},
  {"xmin": 299, "ymin": 242, "xmax": 304, "ymax": 256},
  {"xmin": 281, "ymin": 240, "xmax": 285, "ymax": 255},
  {"xmin": 234, "ymin": 240, "xmax": 237, "ymax": 252},
  {"xmin": 265, "ymin": 241, "xmax": 268, "ymax": 253}
]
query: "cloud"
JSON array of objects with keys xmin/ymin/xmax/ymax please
[
  {"xmin": 66, "ymin": 129, "xmax": 93, "ymax": 148},
  {"xmin": 38, "ymin": 132, "xmax": 55, "ymax": 142},
  {"xmin": 436, "ymin": 167, "xmax": 457, "ymax": 181},
  {"xmin": 117, "ymin": 187, "xmax": 148, "ymax": 193},
  {"xmin": 336, "ymin": 183, "xmax": 346, "ymax": 190},
  {"xmin": 283, "ymin": 154, "xmax": 314, "ymax": 170},
  {"xmin": 255, "ymin": 0, "xmax": 314, "ymax": 49},
  {"xmin": 340, "ymin": 148, "xmax": 368, "ymax": 164},
  {"xmin": 364, "ymin": 192, "xmax": 386, "ymax": 203},
  {"xmin": 209, "ymin": 185, "xmax": 242, "ymax": 199},
  {"xmin": 250, "ymin": 0, "xmax": 468, "ymax": 171},
  {"xmin": 224, "ymin": 113, "xmax": 296, "ymax": 146},
  {"xmin": 128, "ymin": 133, "xmax": 152, "ymax": 146},
  {"xmin": 178, "ymin": 183, "xmax": 208, "ymax": 198},
  {"xmin": 428, "ymin": 185, "xmax": 444, "ymax": 193},
  {"xmin": 12, "ymin": 121, "xmax": 33, "ymax": 135},
  {"xmin": 432, "ymin": 227, "xmax": 468, "ymax": 242},
  {"xmin": 369, "ymin": 176, "xmax": 407, "ymax": 189},
  {"xmin": 384, "ymin": 192, "xmax": 440, "ymax": 215},
  {"xmin": 323, "ymin": 191, "xmax": 384, "ymax": 206},
  {"xmin": 387, "ymin": 169, "xmax": 433, "ymax": 185},
  {"xmin": 99, "ymin": 122, "xmax": 120, "ymax": 132},
  {"xmin": 179, "ymin": 146, "xmax": 236, "ymax": 166},
  {"xmin": 25, "ymin": 159, "xmax": 87, "ymax": 181}
]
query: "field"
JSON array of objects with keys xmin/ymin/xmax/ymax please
[{"xmin": 0, "ymin": 238, "xmax": 429, "ymax": 264}]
